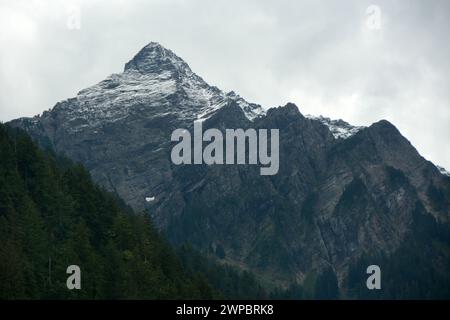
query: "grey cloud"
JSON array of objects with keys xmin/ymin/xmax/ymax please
[{"xmin": 0, "ymin": 0, "xmax": 449, "ymax": 169}]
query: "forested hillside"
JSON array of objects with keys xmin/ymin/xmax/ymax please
[{"xmin": 0, "ymin": 123, "xmax": 214, "ymax": 299}]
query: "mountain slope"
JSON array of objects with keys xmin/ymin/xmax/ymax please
[{"xmin": 9, "ymin": 42, "xmax": 450, "ymax": 297}]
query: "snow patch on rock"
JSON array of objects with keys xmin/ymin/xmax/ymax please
[
  {"xmin": 436, "ymin": 165, "xmax": 450, "ymax": 177},
  {"xmin": 306, "ymin": 115, "xmax": 364, "ymax": 139}
]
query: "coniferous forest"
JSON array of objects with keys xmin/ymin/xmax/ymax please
[{"xmin": 0, "ymin": 123, "xmax": 218, "ymax": 299}]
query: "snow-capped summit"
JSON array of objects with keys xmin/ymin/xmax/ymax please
[
  {"xmin": 306, "ymin": 115, "xmax": 364, "ymax": 139},
  {"xmin": 47, "ymin": 42, "xmax": 265, "ymax": 132},
  {"xmin": 124, "ymin": 42, "xmax": 194, "ymax": 76},
  {"xmin": 122, "ymin": 42, "xmax": 265, "ymax": 121},
  {"xmin": 13, "ymin": 41, "xmax": 365, "ymax": 141}
]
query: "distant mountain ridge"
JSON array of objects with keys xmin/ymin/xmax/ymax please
[{"xmin": 9, "ymin": 42, "xmax": 450, "ymax": 297}]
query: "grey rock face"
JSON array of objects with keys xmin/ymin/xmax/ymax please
[{"xmin": 9, "ymin": 42, "xmax": 450, "ymax": 288}]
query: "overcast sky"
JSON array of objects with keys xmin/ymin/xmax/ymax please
[{"xmin": 1, "ymin": 0, "xmax": 449, "ymax": 169}]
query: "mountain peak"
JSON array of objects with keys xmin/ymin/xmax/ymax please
[{"xmin": 124, "ymin": 42, "xmax": 192, "ymax": 75}]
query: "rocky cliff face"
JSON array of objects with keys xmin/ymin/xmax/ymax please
[{"xmin": 10, "ymin": 42, "xmax": 450, "ymax": 290}]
